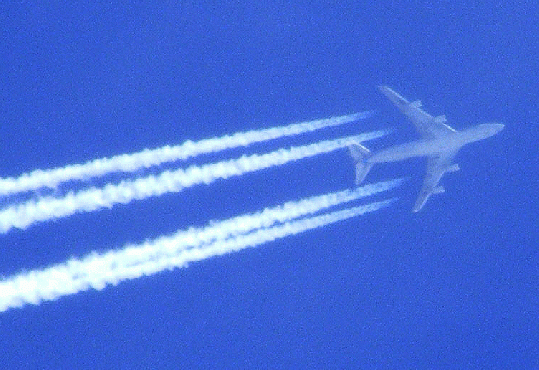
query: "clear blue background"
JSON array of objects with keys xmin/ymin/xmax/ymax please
[{"xmin": 1, "ymin": 2, "xmax": 537, "ymax": 368}]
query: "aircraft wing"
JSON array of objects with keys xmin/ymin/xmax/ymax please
[
  {"xmin": 413, "ymin": 151, "xmax": 459, "ymax": 212},
  {"xmin": 378, "ymin": 86, "xmax": 456, "ymax": 139}
]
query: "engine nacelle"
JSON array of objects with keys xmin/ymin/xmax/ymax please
[
  {"xmin": 433, "ymin": 186, "xmax": 445, "ymax": 194},
  {"xmin": 410, "ymin": 100, "xmax": 422, "ymax": 108},
  {"xmin": 434, "ymin": 115, "xmax": 447, "ymax": 123},
  {"xmin": 447, "ymin": 164, "xmax": 460, "ymax": 173}
]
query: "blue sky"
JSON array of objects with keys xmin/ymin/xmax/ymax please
[{"xmin": 0, "ymin": 2, "xmax": 537, "ymax": 368}]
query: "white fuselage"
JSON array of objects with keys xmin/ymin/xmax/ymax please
[{"xmin": 367, "ymin": 124, "xmax": 504, "ymax": 164}]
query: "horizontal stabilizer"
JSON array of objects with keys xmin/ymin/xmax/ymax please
[
  {"xmin": 348, "ymin": 144, "xmax": 372, "ymax": 185},
  {"xmin": 348, "ymin": 143, "xmax": 370, "ymax": 161},
  {"xmin": 354, "ymin": 162, "xmax": 373, "ymax": 185}
]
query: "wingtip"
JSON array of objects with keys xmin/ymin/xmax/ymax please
[{"xmin": 377, "ymin": 85, "xmax": 398, "ymax": 99}]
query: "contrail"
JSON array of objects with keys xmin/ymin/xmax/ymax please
[
  {"xmin": 0, "ymin": 131, "xmax": 386, "ymax": 234},
  {"xmin": 152, "ymin": 199, "xmax": 396, "ymax": 275},
  {"xmin": 0, "ymin": 181, "xmax": 400, "ymax": 312},
  {"xmin": 0, "ymin": 112, "xmax": 372, "ymax": 197}
]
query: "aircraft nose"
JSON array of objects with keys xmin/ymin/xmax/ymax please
[{"xmin": 486, "ymin": 123, "xmax": 504, "ymax": 134}]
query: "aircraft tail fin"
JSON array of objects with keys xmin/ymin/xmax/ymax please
[{"xmin": 348, "ymin": 144, "xmax": 373, "ymax": 185}]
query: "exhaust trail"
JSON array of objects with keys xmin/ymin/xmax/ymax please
[
  {"xmin": 0, "ymin": 131, "xmax": 386, "ymax": 234},
  {"xmin": 0, "ymin": 181, "xmax": 400, "ymax": 312},
  {"xmin": 0, "ymin": 112, "xmax": 372, "ymax": 197},
  {"xmin": 150, "ymin": 199, "xmax": 396, "ymax": 276}
]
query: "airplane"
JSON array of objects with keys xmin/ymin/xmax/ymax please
[{"xmin": 350, "ymin": 86, "xmax": 504, "ymax": 212}]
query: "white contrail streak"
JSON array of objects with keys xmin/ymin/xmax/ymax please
[
  {"xmin": 0, "ymin": 112, "xmax": 372, "ymax": 197},
  {"xmin": 151, "ymin": 199, "xmax": 395, "ymax": 276},
  {"xmin": 0, "ymin": 132, "xmax": 386, "ymax": 234},
  {"xmin": 0, "ymin": 181, "xmax": 400, "ymax": 312}
]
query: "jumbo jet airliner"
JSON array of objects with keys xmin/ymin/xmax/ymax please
[{"xmin": 350, "ymin": 86, "xmax": 504, "ymax": 212}]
